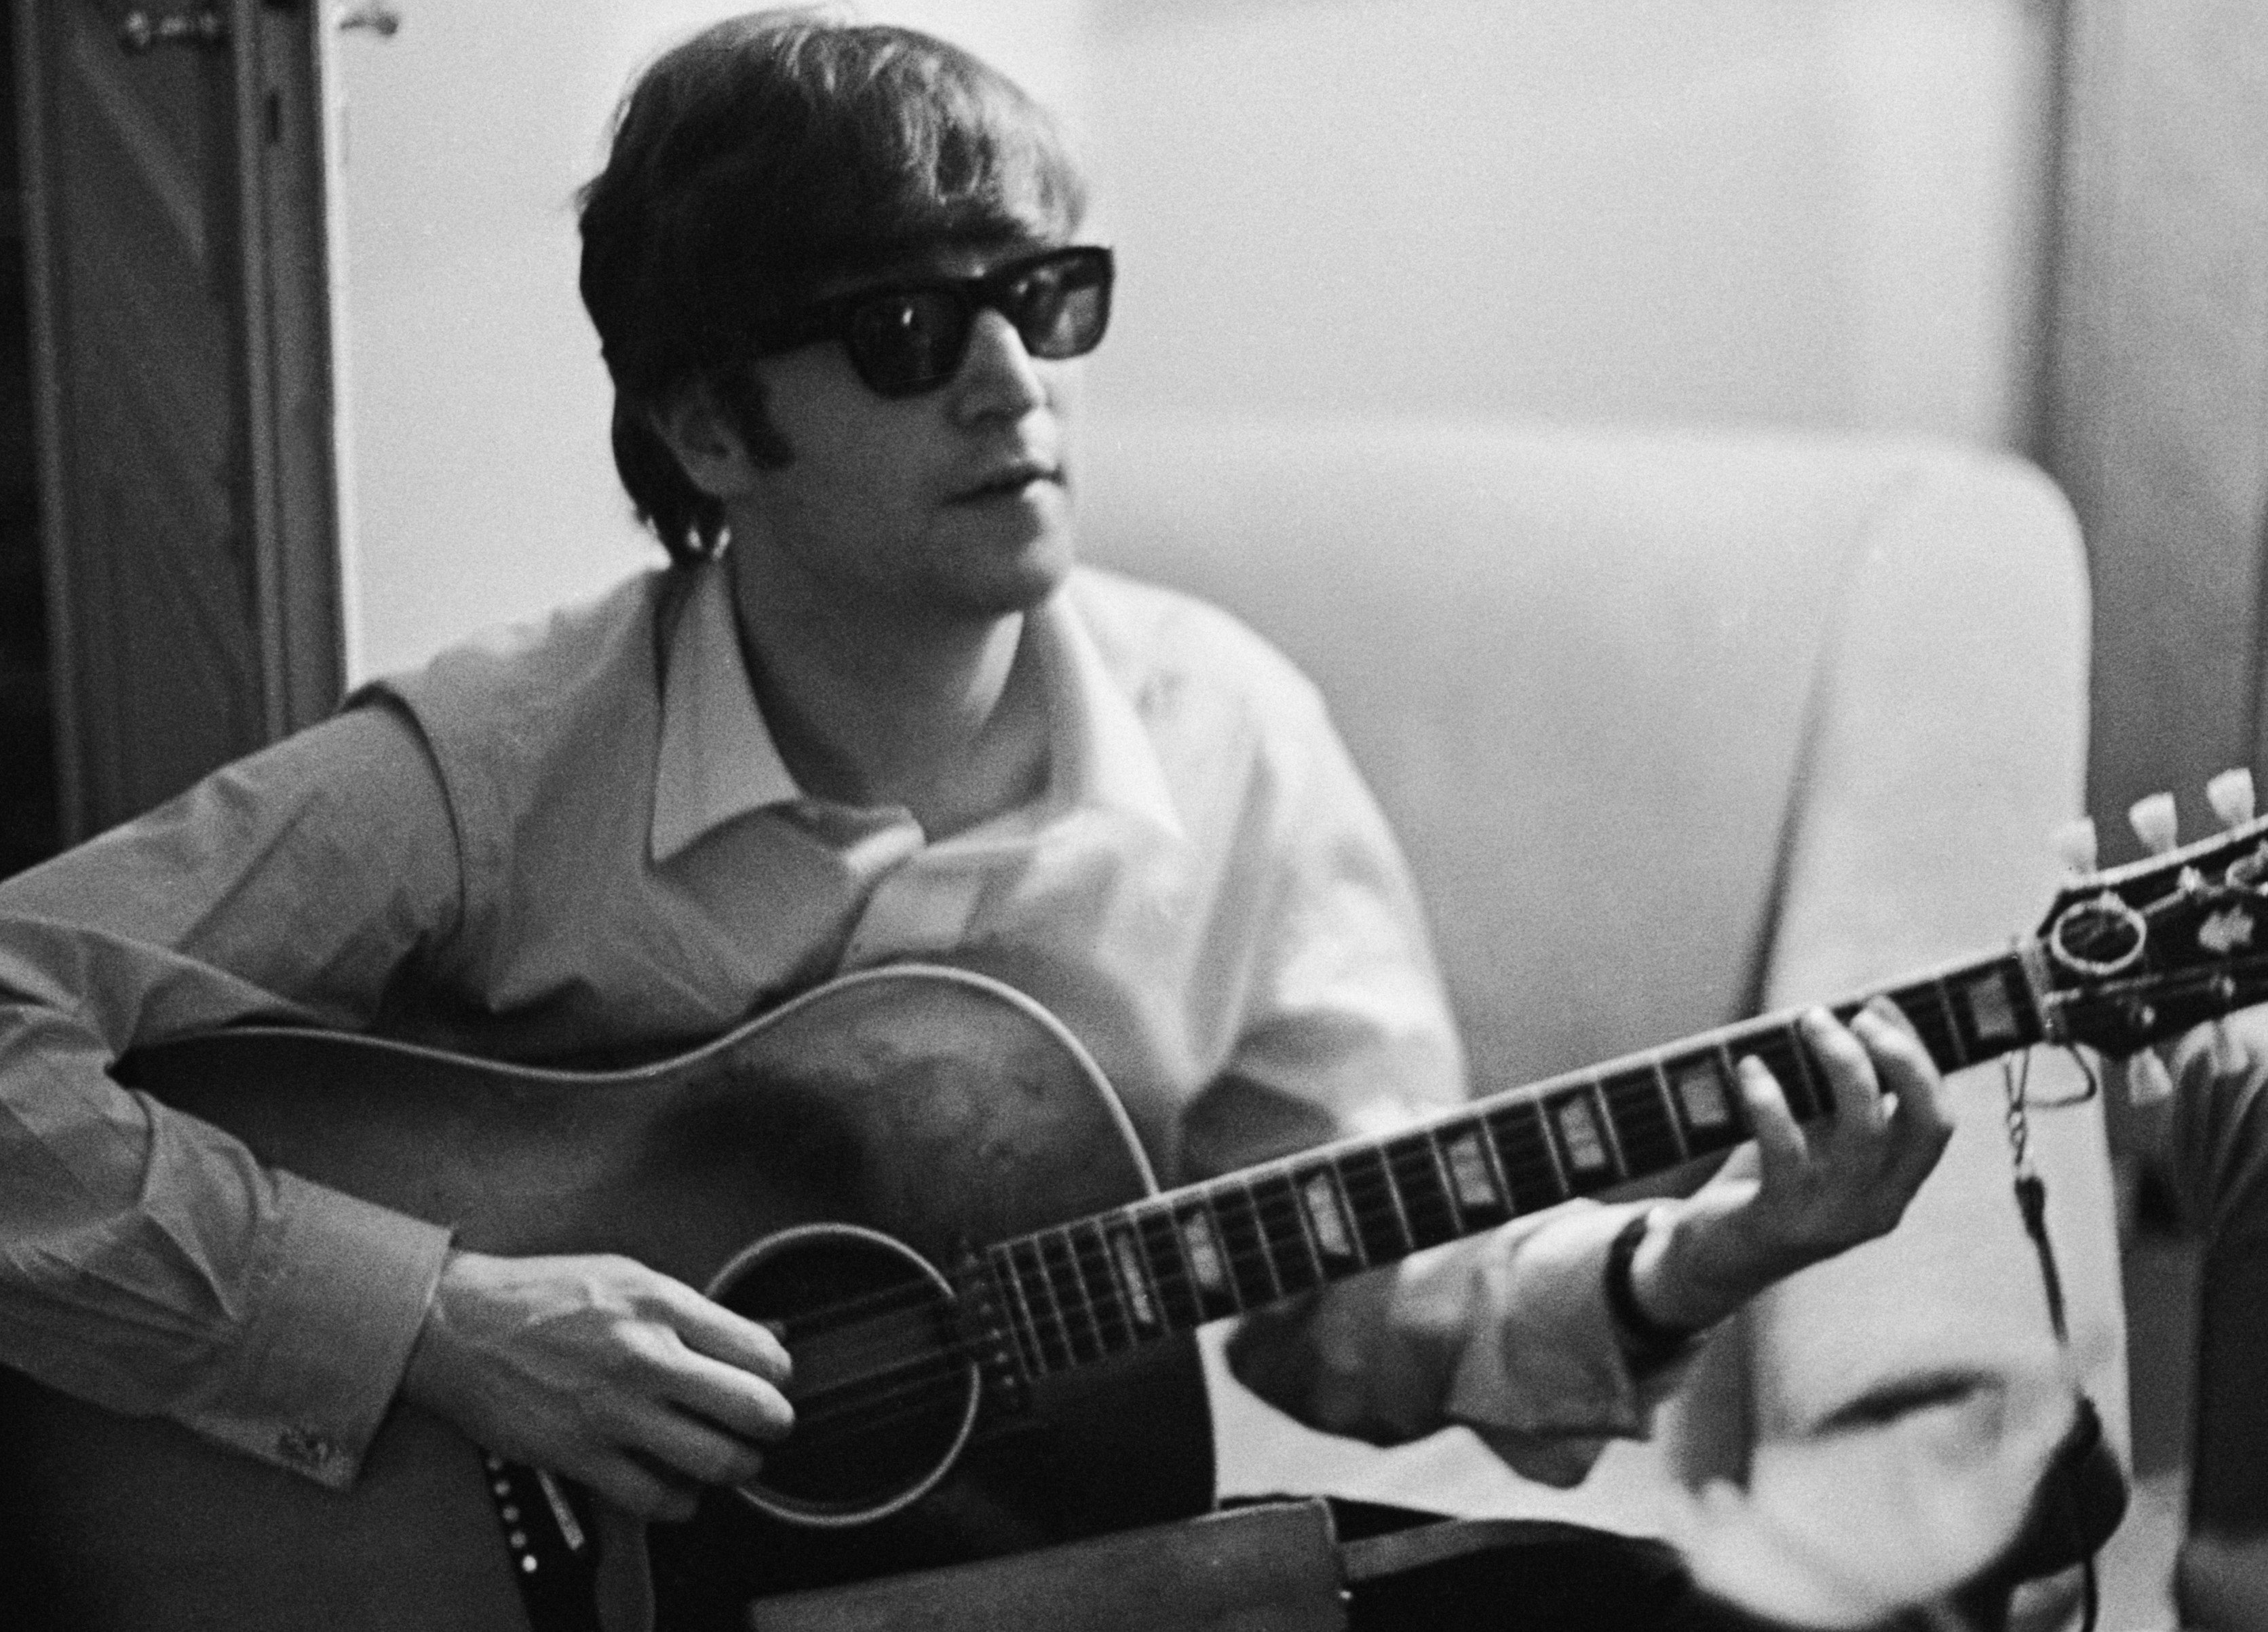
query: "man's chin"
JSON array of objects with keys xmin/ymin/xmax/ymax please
[{"xmin": 925, "ymin": 524, "xmax": 1077, "ymax": 618}]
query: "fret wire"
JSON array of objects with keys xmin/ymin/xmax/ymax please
[
  {"xmin": 1375, "ymin": 1140, "xmax": 1421, "ymax": 1250},
  {"xmin": 1651, "ymin": 1061, "xmax": 1691, "ymax": 1162},
  {"xmin": 1102, "ymin": 1209, "xmax": 1165, "ymax": 1339},
  {"xmin": 1176, "ymin": 1198, "xmax": 1243, "ymax": 1316},
  {"xmin": 1463, "ymin": 1106, "xmax": 1519, "ymax": 1219},
  {"xmin": 1070, "ymin": 1220, "xmax": 1131, "ymax": 1352},
  {"xmin": 986, "ymin": 1245, "xmax": 1046, "ymax": 1382},
  {"xmin": 1431, "ymin": 1115, "xmax": 1508, "ymax": 1230},
  {"xmin": 1136, "ymin": 1206, "xmax": 1204, "ymax": 1330},
  {"xmin": 1486, "ymin": 1099, "xmax": 1564, "ymax": 1213},
  {"xmin": 1251, "ymin": 1170, "xmax": 1326, "ymax": 1292},
  {"xmin": 1710, "ymin": 1047, "xmax": 1742, "ymax": 1134},
  {"xmin": 1422, "ymin": 1128, "xmax": 1460, "ymax": 1230},
  {"xmin": 978, "ymin": 949, "xmax": 2062, "ymax": 1376},
  {"xmin": 1209, "ymin": 1181, "xmax": 1282, "ymax": 1306},
  {"xmin": 1997, "ymin": 956, "xmax": 2046, "ymax": 1050},
  {"xmin": 1600, "ymin": 1064, "xmax": 1684, "ymax": 1176},
  {"xmin": 1533, "ymin": 1094, "xmax": 1573, "ymax": 1197},
  {"xmin": 1009, "ymin": 1237, "xmax": 1072, "ymax": 1373},
  {"xmin": 1591, "ymin": 1077, "xmax": 1630, "ymax": 1179},
  {"xmin": 1741, "ymin": 1022, "xmax": 1814, "ymax": 1122},
  {"xmin": 1781, "ymin": 1019, "xmax": 1820, "ymax": 1120},
  {"xmin": 1915, "ymin": 1003, "xmax": 1960, "ymax": 1071},
  {"xmin": 1541, "ymin": 1088, "xmax": 1616, "ymax": 1193},
  {"xmin": 1661, "ymin": 1046, "xmax": 1748, "ymax": 1149},
  {"xmin": 1923, "ymin": 976, "xmax": 1970, "ymax": 1071},
  {"xmin": 1957, "ymin": 955, "xmax": 2041, "ymax": 1057},
  {"xmin": 1336, "ymin": 1147, "xmax": 1414, "ymax": 1261},
  {"xmin": 1296, "ymin": 1160, "xmax": 1369, "ymax": 1270},
  {"xmin": 1038, "ymin": 1230, "xmax": 1103, "ymax": 1363},
  {"xmin": 1874, "ymin": 979, "xmax": 1952, "ymax": 1074},
  {"xmin": 1877, "ymin": 981, "xmax": 1929, "ymax": 1048},
  {"xmin": 1385, "ymin": 1133, "xmax": 1459, "ymax": 1247}
]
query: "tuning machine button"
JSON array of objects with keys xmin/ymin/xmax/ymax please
[
  {"xmin": 2130, "ymin": 792, "xmax": 2180, "ymax": 856},
  {"xmin": 2124, "ymin": 1049, "xmax": 2174, "ymax": 1107},
  {"xmin": 2050, "ymin": 818, "xmax": 2099, "ymax": 877},
  {"xmin": 2208, "ymin": 768, "xmax": 2257, "ymax": 830}
]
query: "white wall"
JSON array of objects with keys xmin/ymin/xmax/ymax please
[
  {"xmin": 1077, "ymin": 0, "xmax": 2052, "ymax": 442},
  {"xmin": 327, "ymin": 0, "xmax": 2051, "ymax": 677},
  {"xmin": 327, "ymin": 1, "xmax": 1084, "ymax": 681}
]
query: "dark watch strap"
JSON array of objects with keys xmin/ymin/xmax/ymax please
[{"xmin": 1603, "ymin": 1211, "xmax": 1699, "ymax": 1371}]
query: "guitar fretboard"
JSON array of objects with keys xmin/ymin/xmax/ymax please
[{"xmin": 972, "ymin": 949, "xmax": 2042, "ymax": 1383}]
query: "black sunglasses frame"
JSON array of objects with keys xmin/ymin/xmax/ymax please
[{"xmin": 756, "ymin": 245, "xmax": 1115, "ymax": 399}]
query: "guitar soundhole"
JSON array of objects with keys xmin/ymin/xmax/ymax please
[{"xmin": 708, "ymin": 1225, "xmax": 978, "ymax": 1525}]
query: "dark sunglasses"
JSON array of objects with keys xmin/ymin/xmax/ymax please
[{"xmin": 758, "ymin": 245, "xmax": 1115, "ymax": 399}]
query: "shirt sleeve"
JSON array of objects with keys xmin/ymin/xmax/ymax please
[
  {"xmin": 1186, "ymin": 677, "xmax": 1663, "ymax": 1483},
  {"xmin": 0, "ymin": 704, "xmax": 462, "ymax": 1488},
  {"xmin": 2132, "ymin": 1011, "xmax": 2268, "ymax": 1251}
]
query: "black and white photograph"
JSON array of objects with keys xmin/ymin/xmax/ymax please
[{"xmin": 0, "ymin": 3, "xmax": 2260, "ymax": 1629}]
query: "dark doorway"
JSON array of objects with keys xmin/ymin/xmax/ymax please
[{"xmin": 0, "ymin": 16, "xmax": 57, "ymax": 879}]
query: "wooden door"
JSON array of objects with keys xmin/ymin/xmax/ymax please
[{"xmin": 15, "ymin": 0, "xmax": 340, "ymax": 841}]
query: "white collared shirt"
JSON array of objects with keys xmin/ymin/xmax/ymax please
[{"xmin": 0, "ymin": 560, "xmax": 1653, "ymax": 1491}]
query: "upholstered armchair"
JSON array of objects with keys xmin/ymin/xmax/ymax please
[{"xmin": 1078, "ymin": 415, "xmax": 2126, "ymax": 1612}]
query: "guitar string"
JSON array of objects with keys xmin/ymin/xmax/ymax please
[
  {"xmin": 757, "ymin": 1094, "xmax": 1712, "ymax": 1369},
  {"xmin": 779, "ymin": 1104, "xmax": 1998, "ymax": 1414},
  {"xmin": 770, "ymin": 1164, "xmax": 1511, "ymax": 1394},
  {"xmin": 763, "ymin": 945, "xmax": 2268, "ymax": 1485},
  {"xmin": 754, "ymin": 1082, "xmax": 1633, "ymax": 1346},
  {"xmin": 760, "ymin": 1004, "xmax": 2003, "ymax": 1450},
  {"xmin": 761, "ymin": 1087, "xmax": 1687, "ymax": 1357},
  {"xmin": 790, "ymin": 978, "xmax": 2179, "ymax": 1484},
  {"xmin": 755, "ymin": 999, "xmax": 1978, "ymax": 1388}
]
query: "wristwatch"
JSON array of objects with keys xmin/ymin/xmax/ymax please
[{"xmin": 1603, "ymin": 1210, "xmax": 1702, "ymax": 1372}]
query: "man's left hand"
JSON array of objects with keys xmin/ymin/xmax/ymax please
[{"xmin": 1626, "ymin": 997, "xmax": 1955, "ymax": 1336}]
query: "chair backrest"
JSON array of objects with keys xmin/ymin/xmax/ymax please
[
  {"xmin": 1076, "ymin": 413, "xmax": 2126, "ymax": 1529},
  {"xmin": 1078, "ymin": 415, "xmax": 2090, "ymax": 1082}
]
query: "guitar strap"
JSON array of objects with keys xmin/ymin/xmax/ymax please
[{"xmin": 1963, "ymin": 1051, "xmax": 2130, "ymax": 1628}]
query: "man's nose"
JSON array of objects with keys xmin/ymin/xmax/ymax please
[{"xmin": 952, "ymin": 308, "xmax": 1048, "ymax": 420}]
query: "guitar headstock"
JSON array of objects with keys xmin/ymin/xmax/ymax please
[{"xmin": 2035, "ymin": 770, "xmax": 2268, "ymax": 1053}]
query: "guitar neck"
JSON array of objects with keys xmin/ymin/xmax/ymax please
[{"xmin": 972, "ymin": 946, "xmax": 2044, "ymax": 1381}]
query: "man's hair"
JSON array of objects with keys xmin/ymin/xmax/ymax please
[{"xmin": 577, "ymin": 9, "xmax": 1090, "ymax": 565}]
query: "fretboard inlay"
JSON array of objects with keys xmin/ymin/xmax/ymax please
[{"xmin": 969, "ymin": 948, "xmax": 2045, "ymax": 1385}]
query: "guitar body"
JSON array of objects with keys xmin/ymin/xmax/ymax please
[{"xmin": 0, "ymin": 966, "xmax": 1213, "ymax": 1632}]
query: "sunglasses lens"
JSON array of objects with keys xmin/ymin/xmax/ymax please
[
  {"xmin": 1004, "ymin": 255, "xmax": 1111, "ymax": 360},
  {"xmin": 830, "ymin": 250, "xmax": 1113, "ymax": 395},
  {"xmin": 844, "ymin": 290, "xmax": 972, "ymax": 396}
]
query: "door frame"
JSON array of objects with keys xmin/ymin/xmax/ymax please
[{"xmin": 14, "ymin": 0, "xmax": 343, "ymax": 842}]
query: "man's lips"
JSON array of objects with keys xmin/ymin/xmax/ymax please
[{"xmin": 947, "ymin": 460, "xmax": 1062, "ymax": 503}]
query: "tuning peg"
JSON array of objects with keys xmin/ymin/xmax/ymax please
[
  {"xmin": 2050, "ymin": 818, "xmax": 2099, "ymax": 876},
  {"xmin": 2208, "ymin": 768, "xmax": 2256, "ymax": 829},
  {"xmin": 2130, "ymin": 792, "xmax": 2180, "ymax": 855}
]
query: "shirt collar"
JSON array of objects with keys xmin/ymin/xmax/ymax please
[
  {"xmin": 651, "ymin": 562, "xmax": 801, "ymax": 864},
  {"xmin": 1025, "ymin": 585, "xmax": 1187, "ymax": 844},
  {"xmin": 650, "ymin": 561, "xmax": 1187, "ymax": 864}
]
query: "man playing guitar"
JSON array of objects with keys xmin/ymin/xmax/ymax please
[{"xmin": 0, "ymin": 13, "xmax": 1955, "ymax": 1628}]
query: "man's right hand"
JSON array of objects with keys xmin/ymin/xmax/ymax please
[{"xmin": 400, "ymin": 1249, "xmax": 794, "ymax": 1521}]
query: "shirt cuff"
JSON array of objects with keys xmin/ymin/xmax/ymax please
[
  {"xmin": 182, "ymin": 1172, "xmax": 453, "ymax": 1489},
  {"xmin": 1443, "ymin": 1200, "xmax": 1696, "ymax": 1466}
]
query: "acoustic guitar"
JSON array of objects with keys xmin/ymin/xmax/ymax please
[{"xmin": 5, "ymin": 784, "xmax": 2264, "ymax": 1631}]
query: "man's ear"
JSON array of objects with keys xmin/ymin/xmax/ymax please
[{"xmin": 647, "ymin": 383, "xmax": 759, "ymax": 501}]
